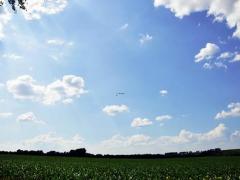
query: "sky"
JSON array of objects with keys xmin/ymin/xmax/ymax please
[{"xmin": 0, "ymin": 0, "xmax": 240, "ymax": 154}]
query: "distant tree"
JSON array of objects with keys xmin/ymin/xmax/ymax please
[
  {"xmin": 69, "ymin": 148, "xmax": 87, "ymax": 157},
  {"xmin": 0, "ymin": 0, "xmax": 27, "ymax": 11}
]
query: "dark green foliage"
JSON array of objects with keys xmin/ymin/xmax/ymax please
[
  {"xmin": 0, "ymin": 155, "xmax": 240, "ymax": 179},
  {"xmin": 0, "ymin": 0, "xmax": 26, "ymax": 11}
]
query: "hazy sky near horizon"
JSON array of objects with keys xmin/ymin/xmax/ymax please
[{"xmin": 0, "ymin": 0, "xmax": 240, "ymax": 154}]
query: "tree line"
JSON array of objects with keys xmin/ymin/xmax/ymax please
[{"xmin": 0, "ymin": 148, "xmax": 240, "ymax": 159}]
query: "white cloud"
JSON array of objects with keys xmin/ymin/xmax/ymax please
[
  {"xmin": 154, "ymin": 0, "xmax": 240, "ymax": 39},
  {"xmin": 119, "ymin": 23, "xmax": 129, "ymax": 31},
  {"xmin": 47, "ymin": 39, "xmax": 73, "ymax": 46},
  {"xmin": 217, "ymin": 52, "xmax": 234, "ymax": 60},
  {"xmin": 157, "ymin": 123, "xmax": 226, "ymax": 144},
  {"xmin": 102, "ymin": 105, "xmax": 129, "ymax": 116},
  {"xmin": 139, "ymin": 34, "xmax": 153, "ymax": 44},
  {"xmin": 22, "ymin": 0, "xmax": 69, "ymax": 20},
  {"xmin": 214, "ymin": 62, "xmax": 228, "ymax": 70},
  {"xmin": 0, "ymin": 6, "xmax": 11, "ymax": 40},
  {"xmin": 0, "ymin": 124, "xmax": 236, "ymax": 154},
  {"xmin": 6, "ymin": 75, "xmax": 87, "ymax": 105},
  {"xmin": 99, "ymin": 124, "xmax": 227, "ymax": 154},
  {"xmin": 215, "ymin": 102, "xmax": 240, "ymax": 120},
  {"xmin": 0, "ymin": 132, "xmax": 85, "ymax": 152},
  {"xmin": 231, "ymin": 53, "xmax": 240, "ymax": 62},
  {"xmin": 7, "ymin": 75, "xmax": 46, "ymax": 101},
  {"xmin": 195, "ymin": 43, "xmax": 220, "ymax": 63},
  {"xmin": 22, "ymin": 132, "xmax": 85, "ymax": 152},
  {"xmin": 231, "ymin": 130, "xmax": 240, "ymax": 142},
  {"xmin": 62, "ymin": 98, "xmax": 73, "ymax": 105},
  {"xmin": 102, "ymin": 134, "xmax": 152, "ymax": 148},
  {"xmin": 0, "ymin": 112, "xmax": 13, "ymax": 119},
  {"xmin": 156, "ymin": 115, "xmax": 172, "ymax": 122},
  {"xmin": 203, "ymin": 62, "xmax": 213, "ymax": 70},
  {"xmin": 131, "ymin": 117, "xmax": 153, "ymax": 128},
  {"xmin": 203, "ymin": 61, "xmax": 227, "ymax": 70},
  {"xmin": 46, "ymin": 39, "xmax": 74, "ymax": 61},
  {"xmin": 2, "ymin": 54, "xmax": 23, "ymax": 61},
  {"xmin": 16, "ymin": 112, "xmax": 45, "ymax": 124},
  {"xmin": 47, "ymin": 39, "xmax": 65, "ymax": 46},
  {"xmin": 160, "ymin": 89, "xmax": 168, "ymax": 96}
]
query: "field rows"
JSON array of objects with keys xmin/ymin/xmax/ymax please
[{"xmin": 0, "ymin": 155, "xmax": 240, "ymax": 179}]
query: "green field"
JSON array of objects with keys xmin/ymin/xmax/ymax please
[{"xmin": 0, "ymin": 155, "xmax": 240, "ymax": 179}]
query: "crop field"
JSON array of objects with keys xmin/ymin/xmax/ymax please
[{"xmin": 0, "ymin": 155, "xmax": 240, "ymax": 179}]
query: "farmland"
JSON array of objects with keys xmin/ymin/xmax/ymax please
[{"xmin": 0, "ymin": 155, "xmax": 240, "ymax": 179}]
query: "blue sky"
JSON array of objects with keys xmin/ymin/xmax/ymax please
[{"xmin": 0, "ymin": 0, "xmax": 240, "ymax": 154}]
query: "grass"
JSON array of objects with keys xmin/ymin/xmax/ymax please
[{"xmin": 0, "ymin": 155, "xmax": 240, "ymax": 179}]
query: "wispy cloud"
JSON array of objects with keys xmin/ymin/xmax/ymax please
[
  {"xmin": 156, "ymin": 115, "xmax": 172, "ymax": 122},
  {"xmin": 119, "ymin": 23, "xmax": 129, "ymax": 31},
  {"xmin": 139, "ymin": 34, "xmax": 153, "ymax": 45},
  {"xmin": 17, "ymin": 112, "xmax": 45, "ymax": 124}
]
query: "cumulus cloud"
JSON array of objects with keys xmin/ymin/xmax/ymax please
[
  {"xmin": 158, "ymin": 123, "xmax": 226, "ymax": 144},
  {"xmin": 0, "ymin": 132, "xmax": 85, "ymax": 152},
  {"xmin": 102, "ymin": 105, "xmax": 129, "ymax": 116},
  {"xmin": 0, "ymin": 6, "xmax": 11, "ymax": 40},
  {"xmin": 231, "ymin": 53, "xmax": 240, "ymax": 62},
  {"xmin": 195, "ymin": 43, "xmax": 220, "ymax": 63},
  {"xmin": 154, "ymin": 0, "xmax": 240, "ymax": 39},
  {"xmin": 16, "ymin": 112, "xmax": 45, "ymax": 124},
  {"xmin": 215, "ymin": 102, "xmax": 240, "ymax": 120},
  {"xmin": 6, "ymin": 75, "xmax": 87, "ymax": 105},
  {"xmin": 156, "ymin": 115, "xmax": 172, "ymax": 122},
  {"xmin": 160, "ymin": 90, "xmax": 168, "ymax": 96},
  {"xmin": 22, "ymin": 132, "xmax": 84, "ymax": 152},
  {"xmin": 139, "ymin": 34, "xmax": 153, "ymax": 44},
  {"xmin": 0, "ymin": 112, "xmax": 13, "ymax": 119},
  {"xmin": 7, "ymin": 75, "xmax": 44, "ymax": 101},
  {"xmin": 22, "ymin": 0, "xmax": 69, "ymax": 20},
  {"xmin": 100, "ymin": 124, "xmax": 227, "ymax": 154},
  {"xmin": 131, "ymin": 117, "xmax": 153, "ymax": 128},
  {"xmin": 0, "ymin": 124, "xmax": 236, "ymax": 154}
]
